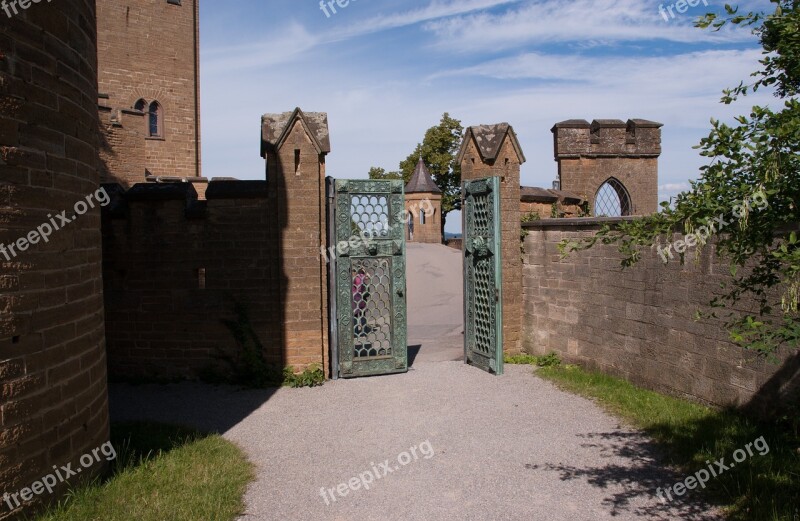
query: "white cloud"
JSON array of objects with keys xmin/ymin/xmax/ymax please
[
  {"xmin": 423, "ymin": 0, "xmax": 760, "ymax": 51},
  {"xmin": 203, "ymin": 0, "xmax": 523, "ymax": 74},
  {"xmin": 659, "ymin": 183, "xmax": 690, "ymax": 192}
]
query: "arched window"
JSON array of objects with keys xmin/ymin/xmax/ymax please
[
  {"xmin": 148, "ymin": 101, "xmax": 163, "ymax": 138},
  {"xmin": 594, "ymin": 178, "xmax": 632, "ymax": 217},
  {"xmin": 133, "ymin": 99, "xmax": 146, "ymax": 112},
  {"xmin": 420, "ymin": 208, "xmax": 426, "ymax": 225}
]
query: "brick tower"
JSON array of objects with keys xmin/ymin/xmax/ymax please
[
  {"xmin": 96, "ymin": 0, "xmax": 201, "ymax": 188},
  {"xmin": 1, "ymin": 2, "xmax": 110, "ymax": 519},
  {"xmin": 404, "ymin": 158, "xmax": 443, "ymax": 244}
]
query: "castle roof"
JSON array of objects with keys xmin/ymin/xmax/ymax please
[
  {"xmin": 405, "ymin": 158, "xmax": 441, "ymax": 194},
  {"xmin": 457, "ymin": 123, "xmax": 526, "ymax": 164},
  {"xmin": 261, "ymin": 107, "xmax": 331, "ymax": 156}
]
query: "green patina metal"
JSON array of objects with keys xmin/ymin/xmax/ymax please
[
  {"xmin": 463, "ymin": 177, "xmax": 504, "ymax": 375},
  {"xmin": 334, "ymin": 179, "xmax": 408, "ymax": 378}
]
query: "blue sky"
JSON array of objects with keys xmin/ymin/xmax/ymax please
[{"xmin": 199, "ymin": 0, "xmax": 774, "ymax": 232}]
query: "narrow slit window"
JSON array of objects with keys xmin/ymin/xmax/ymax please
[{"xmin": 148, "ymin": 101, "xmax": 163, "ymax": 137}]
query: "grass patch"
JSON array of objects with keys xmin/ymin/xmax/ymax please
[
  {"xmin": 32, "ymin": 422, "xmax": 254, "ymax": 521},
  {"xmin": 505, "ymin": 352, "xmax": 562, "ymax": 367},
  {"xmin": 536, "ymin": 364, "xmax": 800, "ymax": 521}
]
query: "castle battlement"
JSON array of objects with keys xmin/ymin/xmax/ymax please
[{"xmin": 552, "ymin": 118, "xmax": 662, "ymax": 159}]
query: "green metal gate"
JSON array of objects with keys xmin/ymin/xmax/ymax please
[
  {"xmin": 332, "ymin": 179, "xmax": 408, "ymax": 378},
  {"xmin": 463, "ymin": 177, "xmax": 504, "ymax": 375}
]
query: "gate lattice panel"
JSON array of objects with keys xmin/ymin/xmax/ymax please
[
  {"xmin": 333, "ymin": 180, "xmax": 407, "ymax": 378},
  {"xmin": 463, "ymin": 177, "xmax": 503, "ymax": 375}
]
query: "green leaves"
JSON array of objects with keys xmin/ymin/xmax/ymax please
[
  {"xmin": 368, "ymin": 113, "xmax": 465, "ymax": 231},
  {"xmin": 565, "ymin": 1, "xmax": 800, "ymax": 355}
]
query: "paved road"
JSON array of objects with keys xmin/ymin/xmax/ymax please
[
  {"xmin": 406, "ymin": 243, "xmax": 463, "ymax": 363},
  {"xmin": 110, "ymin": 244, "xmax": 720, "ymax": 520}
]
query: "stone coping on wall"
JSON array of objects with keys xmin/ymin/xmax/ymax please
[
  {"xmin": 522, "ymin": 216, "xmax": 639, "ymax": 228},
  {"xmin": 102, "ymin": 180, "xmax": 271, "ymax": 220},
  {"xmin": 523, "ymin": 216, "xmax": 800, "ymax": 234}
]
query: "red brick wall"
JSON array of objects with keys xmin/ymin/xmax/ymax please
[
  {"xmin": 0, "ymin": 2, "xmax": 109, "ymax": 518},
  {"xmin": 97, "ymin": 0, "xmax": 201, "ymax": 182},
  {"xmin": 522, "ymin": 219, "xmax": 799, "ymax": 413}
]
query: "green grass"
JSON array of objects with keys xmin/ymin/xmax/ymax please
[
  {"xmin": 505, "ymin": 352, "xmax": 562, "ymax": 367},
  {"xmin": 32, "ymin": 422, "xmax": 254, "ymax": 521},
  {"xmin": 535, "ymin": 364, "xmax": 800, "ymax": 521}
]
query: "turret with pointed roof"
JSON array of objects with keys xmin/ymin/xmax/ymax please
[
  {"xmin": 403, "ymin": 157, "xmax": 443, "ymax": 244},
  {"xmin": 405, "ymin": 157, "xmax": 442, "ymax": 194}
]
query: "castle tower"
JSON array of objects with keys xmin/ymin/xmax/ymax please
[
  {"xmin": 96, "ymin": 0, "xmax": 201, "ymax": 187},
  {"xmin": 1, "ymin": 2, "xmax": 110, "ymax": 518},
  {"xmin": 552, "ymin": 119, "xmax": 662, "ymax": 216},
  {"xmin": 404, "ymin": 158, "xmax": 443, "ymax": 244}
]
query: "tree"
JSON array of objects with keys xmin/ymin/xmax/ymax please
[
  {"xmin": 562, "ymin": 1, "xmax": 800, "ymax": 355},
  {"xmin": 368, "ymin": 167, "xmax": 402, "ymax": 181},
  {"xmin": 369, "ymin": 113, "xmax": 464, "ymax": 234}
]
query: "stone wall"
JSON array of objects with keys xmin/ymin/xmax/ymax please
[
  {"xmin": 97, "ymin": 0, "xmax": 201, "ymax": 181},
  {"xmin": 522, "ymin": 218, "xmax": 799, "ymax": 412},
  {"xmin": 0, "ymin": 2, "xmax": 109, "ymax": 519}
]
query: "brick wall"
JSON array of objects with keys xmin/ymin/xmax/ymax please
[
  {"xmin": 98, "ymin": 107, "xmax": 146, "ymax": 187},
  {"xmin": 0, "ymin": 2, "xmax": 109, "ymax": 519},
  {"xmin": 102, "ymin": 181, "xmax": 288, "ymax": 380},
  {"xmin": 405, "ymin": 193, "xmax": 442, "ymax": 244},
  {"xmin": 97, "ymin": 0, "xmax": 201, "ymax": 182},
  {"xmin": 102, "ymin": 110, "xmax": 332, "ymax": 380},
  {"xmin": 522, "ymin": 218, "xmax": 799, "ymax": 412},
  {"xmin": 262, "ymin": 116, "xmax": 329, "ymax": 374},
  {"xmin": 553, "ymin": 119, "xmax": 661, "ymax": 216}
]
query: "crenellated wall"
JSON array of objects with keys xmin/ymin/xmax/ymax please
[
  {"xmin": 0, "ymin": 2, "xmax": 109, "ymax": 519},
  {"xmin": 101, "ymin": 181, "xmax": 291, "ymax": 380},
  {"xmin": 553, "ymin": 119, "xmax": 661, "ymax": 216}
]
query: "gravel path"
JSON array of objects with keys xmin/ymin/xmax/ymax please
[
  {"xmin": 110, "ymin": 244, "xmax": 720, "ymax": 520},
  {"xmin": 110, "ymin": 362, "xmax": 721, "ymax": 521}
]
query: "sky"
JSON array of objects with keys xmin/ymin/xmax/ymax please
[{"xmin": 199, "ymin": 0, "xmax": 776, "ymax": 233}]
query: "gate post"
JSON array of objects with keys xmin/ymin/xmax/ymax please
[
  {"xmin": 458, "ymin": 124, "xmax": 525, "ymax": 355},
  {"xmin": 261, "ymin": 108, "xmax": 332, "ymax": 376}
]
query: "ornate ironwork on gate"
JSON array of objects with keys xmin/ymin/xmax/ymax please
[
  {"xmin": 332, "ymin": 179, "xmax": 408, "ymax": 378},
  {"xmin": 463, "ymin": 177, "xmax": 504, "ymax": 375}
]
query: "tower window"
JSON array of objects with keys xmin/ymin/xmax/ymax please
[
  {"xmin": 148, "ymin": 101, "xmax": 163, "ymax": 138},
  {"xmin": 594, "ymin": 178, "xmax": 632, "ymax": 217}
]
